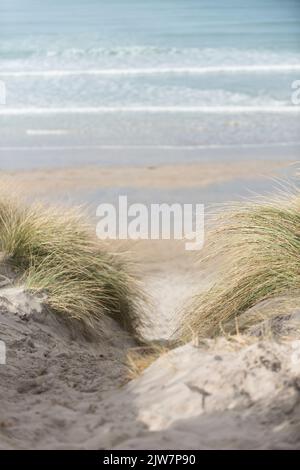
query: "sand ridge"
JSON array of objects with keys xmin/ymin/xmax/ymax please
[{"xmin": 1, "ymin": 286, "xmax": 299, "ymax": 449}]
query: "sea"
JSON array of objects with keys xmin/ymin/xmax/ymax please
[{"xmin": 0, "ymin": 0, "xmax": 300, "ymax": 170}]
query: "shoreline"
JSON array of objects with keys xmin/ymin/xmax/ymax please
[
  {"xmin": 1, "ymin": 156, "xmax": 297, "ymax": 273},
  {"xmin": 1, "ymin": 158, "xmax": 295, "ymax": 197},
  {"xmin": 0, "ymin": 142, "xmax": 299, "ymax": 171}
]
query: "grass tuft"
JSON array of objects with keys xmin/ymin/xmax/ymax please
[
  {"xmin": 126, "ymin": 344, "xmax": 170, "ymax": 380},
  {"xmin": 176, "ymin": 190, "xmax": 300, "ymax": 341},
  {"xmin": 0, "ymin": 190, "xmax": 144, "ymax": 333}
]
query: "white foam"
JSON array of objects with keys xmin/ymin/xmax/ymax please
[
  {"xmin": 0, "ymin": 142, "xmax": 299, "ymax": 152},
  {"xmin": 26, "ymin": 129, "xmax": 70, "ymax": 136},
  {"xmin": 1, "ymin": 64, "xmax": 300, "ymax": 77},
  {"xmin": 0, "ymin": 106, "xmax": 299, "ymax": 115}
]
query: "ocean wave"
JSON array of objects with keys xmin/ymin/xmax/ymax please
[
  {"xmin": 1, "ymin": 45, "xmax": 300, "ymax": 72},
  {"xmin": 1, "ymin": 142, "xmax": 299, "ymax": 152},
  {"xmin": 0, "ymin": 141, "xmax": 300, "ymax": 152},
  {"xmin": 1, "ymin": 64, "xmax": 300, "ymax": 77},
  {"xmin": 6, "ymin": 80, "xmax": 288, "ymax": 109},
  {"xmin": 1, "ymin": 44, "xmax": 300, "ymax": 60},
  {"xmin": 0, "ymin": 106, "xmax": 299, "ymax": 115}
]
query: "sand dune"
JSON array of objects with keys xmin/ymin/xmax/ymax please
[{"xmin": 1, "ymin": 284, "xmax": 299, "ymax": 449}]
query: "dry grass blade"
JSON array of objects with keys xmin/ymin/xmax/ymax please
[
  {"xmin": 0, "ymin": 187, "xmax": 145, "ymax": 334},
  {"xmin": 126, "ymin": 344, "xmax": 170, "ymax": 380},
  {"xmin": 175, "ymin": 189, "xmax": 300, "ymax": 341}
]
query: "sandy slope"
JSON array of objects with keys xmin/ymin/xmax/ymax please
[
  {"xmin": 1, "ymin": 162, "xmax": 299, "ymax": 449},
  {"xmin": 1, "ymin": 281, "xmax": 300, "ymax": 450},
  {"xmin": 117, "ymin": 339, "xmax": 300, "ymax": 450},
  {"xmin": 0, "ymin": 287, "xmax": 138, "ymax": 449}
]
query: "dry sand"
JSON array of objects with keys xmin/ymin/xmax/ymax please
[
  {"xmin": 0, "ymin": 286, "xmax": 138, "ymax": 450},
  {"xmin": 1, "ymin": 285, "xmax": 299, "ymax": 449},
  {"xmin": 1, "ymin": 159, "xmax": 299, "ymax": 449}
]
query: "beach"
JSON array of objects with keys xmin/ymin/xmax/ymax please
[
  {"xmin": 1, "ymin": 281, "xmax": 300, "ymax": 449},
  {"xmin": 1, "ymin": 0, "xmax": 300, "ymax": 452},
  {"xmin": 1, "ymin": 155, "xmax": 298, "ymax": 340},
  {"xmin": 1, "ymin": 136, "xmax": 300, "ymax": 451}
]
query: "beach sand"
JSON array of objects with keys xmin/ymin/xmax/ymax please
[
  {"xmin": 0, "ymin": 157, "xmax": 296, "ymax": 337},
  {"xmin": 2, "ymin": 157, "xmax": 293, "ymax": 335},
  {"xmin": 1, "ymin": 157, "xmax": 299, "ymax": 449},
  {"xmin": 0, "ymin": 158, "xmax": 293, "ymax": 196},
  {"xmin": 1, "ymin": 286, "xmax": 299, "ymax": 449}
]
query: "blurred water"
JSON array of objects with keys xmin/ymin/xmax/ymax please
[{"xmin": 0, "ymin": 0, "xmax": 300, "ymax": 168}]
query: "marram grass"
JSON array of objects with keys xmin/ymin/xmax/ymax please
[
  {"xmin": 0, "ymin": 191, "xmax": 144, "ymax": 333},
  {"xmin": 176, "ymin": 190, "xmax": 300, "ymax": 341}
]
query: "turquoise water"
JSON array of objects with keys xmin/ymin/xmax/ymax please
[{"xmin": 0, "ymin": 0, "xmax": 300, "ymax": 168}]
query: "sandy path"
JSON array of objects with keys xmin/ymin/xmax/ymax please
[
  {"xmin": 1, "ymin": 161, "xmax": 299, "ymax": 449},
  {"xmin": 1, "ymin": 287, "xmax": 299, "ymax": 449}
]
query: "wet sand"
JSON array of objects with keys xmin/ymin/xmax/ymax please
[{"xmin": 0, "ymin": 159, "xmax": 294, "ymax": 197}]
